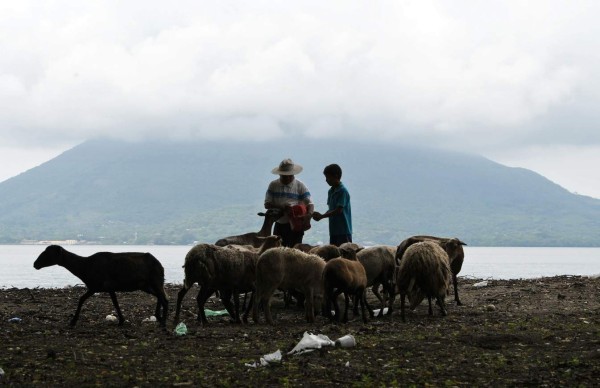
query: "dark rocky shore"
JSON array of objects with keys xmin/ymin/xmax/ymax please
[{"xmin": 1, "ymin": 276, "xmax": 599, "ymax": 386}]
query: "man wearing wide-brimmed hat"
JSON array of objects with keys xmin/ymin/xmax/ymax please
[{"xmin": 265, "ymin": 158, "xmax": 314, "ymax": 247}]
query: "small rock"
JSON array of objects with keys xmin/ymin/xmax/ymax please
[{"xmin": 485, "ymin": 304, "xmax": 496, "ymax": 311}]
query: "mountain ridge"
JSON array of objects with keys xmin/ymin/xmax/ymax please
[{"xmin": 0, "ymin": 138, "xmax": 598, "ymax": 246}]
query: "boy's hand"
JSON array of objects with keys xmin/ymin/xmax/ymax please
[{"xmin": 312, "ymin": 212, "xmax": 323, "ymax": 221}]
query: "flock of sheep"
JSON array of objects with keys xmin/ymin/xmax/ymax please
[{"xmin": 33, "ymin": 211, "xmax": 466, "ymax": 328}]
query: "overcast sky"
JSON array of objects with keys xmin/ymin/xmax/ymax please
[{"xmin": 1, "ymin": 1, "xmax": 599, "ymax": 198}]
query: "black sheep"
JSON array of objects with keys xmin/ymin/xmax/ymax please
[{"xmin": 33, "ymin": 245, "xmax": 169, "ymax": 326}]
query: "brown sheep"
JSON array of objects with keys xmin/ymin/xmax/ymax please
[
  {"xmin": 323, "ymin": 256, "xmax": 368, "ymax": 323},
  {"xmin": 214, "ymin": 209, "xmax": 282, "ymax": 247},
  {"xmin": 396, "ymin": 241, "xmax": 452, "ymax": 322},
  {"xmin": 309, "ymin": 244, "xmax": 342, "ymax": 262},
  {"xmin": 292, "ymin": 243, "xmax": 316, "ymax": 253},
  {"xmin": 174, "ymin": 235, "xmax": 281, "ymax": 324},
  {"xmin": 252, "ymin": 247, "xmax": 325, "ymax": 324}
]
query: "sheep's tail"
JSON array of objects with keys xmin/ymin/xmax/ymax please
[{"xmin": 182, "ymin": 246, "xmax": 213, "ymax": 289}]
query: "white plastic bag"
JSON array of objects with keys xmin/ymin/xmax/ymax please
[{"xmin": 288, "ymin": 331, "xmax": 335, "ymax": 355}]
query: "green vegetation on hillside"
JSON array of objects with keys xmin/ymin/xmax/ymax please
[{"xmin": 0, "ymin": 138, "xmax": 598, "ymax": 246}]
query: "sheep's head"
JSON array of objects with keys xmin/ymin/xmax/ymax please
[
  {"xmin": 395, "ymin": 237, "xmax": 421, "ymax": 264},
  {"xmin": 439, "ymin": 238, "xmax": 466, "ymax": 262},
  {"xmin": 257, "ymin": 235, "xmax": 282, "ymax": 254},
  {"xmin": 33, "ymin": 245, "xmax": 64, "ymax": 269},
  {"xmin": 339, "ymin": 246, "xmax": 357, "ymax": 261}
]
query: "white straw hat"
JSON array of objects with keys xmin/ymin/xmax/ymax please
[{"xmin": 271, "ymin": 158, "xmax": 303, "ymax": 175}]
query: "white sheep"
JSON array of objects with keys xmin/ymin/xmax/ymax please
[
  {"xmin": 252, "ymin": 247, "xmax": 325, "ymax": 324},
  {"xmin": 396, "ymin": 235, "xmax": 466, "ymax": 306},
  {"xmin": 396, "ymin": 241, "xmax": 452, "ymax": 322},
  {"xmin": 355, "ymin": 245, "xmax": 396, "ymax": 317}
]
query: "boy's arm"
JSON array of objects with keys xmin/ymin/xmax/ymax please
[{"xmin": 313, "ymin": 206, "xmax": 343, "ymax": 221}]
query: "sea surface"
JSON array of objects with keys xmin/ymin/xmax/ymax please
[{"xmin": 1, "ymin": 245, "xmax": 599, "ymax": 289}]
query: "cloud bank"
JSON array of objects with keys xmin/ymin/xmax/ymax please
[{"xmin": 1, "ymin": 0, "xmax": 598, "ymax": 152}]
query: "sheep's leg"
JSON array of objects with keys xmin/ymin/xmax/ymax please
[
  {"xmin": 241, "ymin": 292, "xmax": 249, "ymax": 311},
  {"xmin": 371, "ymin": 283, "xmax": 384, "ymax": 305},
  {"xmin": 242, "ymin": 291, "xmax": 254, "ymax": 324},
  {"xmin": 251, "ymin": 288, "xmax": 266, "ymax": 324},
  {"xmin": 331, "ymin": 289, "xmax": 342, "ymax": 322},
  {"xmin": 71, "ymin": 289, "xmax": 95, "ymax": 326},
  {"xmin": 363, "ymin": 294, "xmax": 376, "ymax": 318},
  {"xmin": 352, "ymin": 292, "xmax": 361, "ymax": 316},
  {"xmin": 219, "ymin": 289, "xmax": 237, "ymax": 323},
  {"xmin": 377, "ymin": 291, "xmax": 386, "ymax": 318},
  {"xmin": 453, "ymin": 274, "xmax": 462, "ymax": 306},
  {"xmin": 151, "ymin": 285, "xmax": 169, "ymax": 326},
  {"xmin": 342, "ymin": 292, "xmax": 350, "ymax": 323},
  {"xmin": 427, "ymin": 296, "xmax": 434, "ymax": 316},
  {"xmin": 376, "ymin": 282, "xmax": 388, "ymax": 318},
  {"xmin": 437, "ymin": 296, "xmax": 448, "ymax": 316},
  {"xmin": 232, "ymin": 291, "xmax": 242, "ymax": 323},
  {"xmin": 304, "ymin": 289, "xmax": 315, "ymax": 323},
  {"xmin": 174, "ymin": 286, "xmax": 190, "ymax": 322},
  {"xmin": 154, "ymin": 292, "xmax": 169, "ymax": 327},
  {"xmin": 255, "ymin": 284, "xmax": 277, "ymax": 325},
  {"xmin": 197, "ymin": 286, "xmax": 214, "ymax": 324},
  {"xmin": 400, "ymin": 293, "xmax": 407, "ymax": 323},
  {"xmin": 263, "ymin": 293, "xmax": 275, "ymax": 325},
  {"xmin": 350, "ymin": 293, "xmax": 359, "ymax": 317},
  {"xmin": 324, "ymin": 285, "xmax": 334, "ymax": 321},
  {"xmin": 359, "ymin": 289, "xmax": 368, "ymax": 323},
  {"xmin": 108, "ymin": 291, "xmax": 125, "ymax": 325},
  {"xmin": 251, "ymin": 291, "xmax": 260, "ymax": 324},
  {"xmin": 384, "ymin": 279, "xmax": 395, "ymax": 316}
]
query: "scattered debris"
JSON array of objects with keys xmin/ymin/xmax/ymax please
[
  {"xmin": 372, "ymin": 308, "xmax": 389, "ymax": 316},
  {"xmin": 473, "ymin": 281, "xmax": 489, "ymax": 288},
  {"xmin": 245, "ymin": 350, "xmax": 282, "ymax": 368},
  {"xmin": 174, "ymin": 322, "xmax": 188, "ymax": 336},
  {"xmin": 288, "ymin": 332, "xmax": 335, "ymax": 355},
  {"xmin": 204, "ymin": 309, "xmax": 229, "ymax": 317},
  {"xmin": 335, "ymin": 334, "xmax": 356, "ymax": 348}
]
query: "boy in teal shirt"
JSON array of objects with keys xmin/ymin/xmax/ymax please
[{"xmin": 312, "ymin": 164, "xmax": 352, "ymax": 246}]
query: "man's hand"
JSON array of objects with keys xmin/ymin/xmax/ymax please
[{"xmin": 312, "ymin": 212, "xmax": 323, "ymax": 221}]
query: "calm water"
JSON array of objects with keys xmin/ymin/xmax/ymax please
[{"xmin": 2, "ymin": 245, "xmax": 599, "ymax": 289}]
